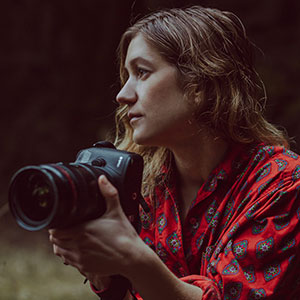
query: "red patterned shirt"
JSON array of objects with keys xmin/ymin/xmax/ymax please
[{"xmin": 138, "ymin": 143, "xmax": 300, "ymax": 299}]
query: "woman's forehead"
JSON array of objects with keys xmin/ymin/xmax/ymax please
[{"xmin": 125, "ymin": 34, "xmax": 167, "ymax": 68}]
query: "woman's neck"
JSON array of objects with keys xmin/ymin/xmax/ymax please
[
  {"xmin": 169, "ymin": 133, "xmax": 229, "ymax": 222},
  {"xmin": 171, "ymin": 134, "xmax": 229, "ymax": 187}
]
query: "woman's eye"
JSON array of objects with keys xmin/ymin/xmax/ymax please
[{"xmin": 136, "ymin": 68, "xmax": 149, "ymax": 78}]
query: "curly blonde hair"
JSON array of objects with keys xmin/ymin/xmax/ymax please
[{"xmin": 113, "ymin": 6, "xmax": 289, "ymax": 196}]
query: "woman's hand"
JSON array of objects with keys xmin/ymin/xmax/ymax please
[
  {"xmin": 49, "ymin": 175, "xmax": 204, "ymax": 300},
  {"xmin": 48, "ymin": 175, "xmax": 142, "ymax": 278}
]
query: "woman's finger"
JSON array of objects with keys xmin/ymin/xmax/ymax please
[
  {"xmin": 98, "ymin": 175, "xmax": 123, "ymax": 214},
  {"xmin": 48, "ymin": 224, "xmax": 85, "ymax": 239},
  {"xmin": 53, "ymin": 244, "xmax": 78, "ymax": 265},
  {"xmin": 49, "ymin": 234, "xmax": 75, "ymax": 250}
]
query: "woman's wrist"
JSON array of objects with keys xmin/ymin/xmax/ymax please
[
  {"xmin": 123, "ymin": 243, "xmax": 203, "ymax": 300},
  {"xmin": 120, "ymin": 237, "xmax": 153, "ymax": 280}
]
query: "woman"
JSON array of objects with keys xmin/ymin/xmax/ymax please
[{"xmin": 49, "ymin": 6, "xmax": 300, "ymax": 300}]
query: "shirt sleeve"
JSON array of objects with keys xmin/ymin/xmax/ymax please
[
  {"xmin": 180, "ymin": 275, "xmax": 222, "ymax": 299},
  {"xmin": 202, "ymin": 179, "xmax": 300, "ymax": 300},
  {"xmin": 133, "ymin": 275, "xmax": 221, "ymax": 300}
]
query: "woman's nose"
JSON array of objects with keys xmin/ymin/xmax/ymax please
[{"xmin": 116, "ymin": 80, "xmax": 137, "ymax": 105}]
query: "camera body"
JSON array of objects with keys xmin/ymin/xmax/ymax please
[{"xmin": 9, "ymin": 141, "xmax": 144, "ymax": 231}]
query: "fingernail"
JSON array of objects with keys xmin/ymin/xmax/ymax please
[{"xmin": 99, "ymin": 175, "xmax": 107, "ymax": 183}]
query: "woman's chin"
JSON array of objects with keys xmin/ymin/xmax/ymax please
[
  {"xmin": 133, "ymin": 132, "xmax": 154, "ymax": 147},
  {"xmin": 133, "ymin": 136, "xmax": 148, "ymax": 146}
]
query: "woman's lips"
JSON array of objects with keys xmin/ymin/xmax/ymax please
[
  {"xmin": 129, "ymin": 115, "xmax": 143, "ymax": 125},
  {"xmin": 128, "ymin": 112, "xmax": 143, "ymax": 125}
]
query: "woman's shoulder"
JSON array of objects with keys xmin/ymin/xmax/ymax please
[{"xmin": 247, "ymin": 144, "xmax": 300, "ymax": 183}]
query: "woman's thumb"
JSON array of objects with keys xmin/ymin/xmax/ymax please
[{"xmin": 98, "ymin": 175, "xmax": 122, "ymax": 214}]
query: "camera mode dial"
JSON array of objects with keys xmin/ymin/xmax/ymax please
[{"xmin": 91, "ymin": 158, "xmax": 106, "ymax": 167}]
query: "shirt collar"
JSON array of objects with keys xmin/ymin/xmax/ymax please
[{"xmin": 158, "ymin": 142, "xmax": 256, "ymax": 193}]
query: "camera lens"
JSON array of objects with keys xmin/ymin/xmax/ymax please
[
  {"xmin": 20, "ymin": 173, "xmax": 54, "ymax": 222},
  {"xmin": 9, "ymin": 163, "xmax": 106, "ymax": 231},
  {"xmin": 9, "ymin": 167, "xmax": 59, "ymax": 231}
]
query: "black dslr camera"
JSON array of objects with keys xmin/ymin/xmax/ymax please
[{"xmin": 8, "ymin": 141, "xmax": 144, "ymax": 231}]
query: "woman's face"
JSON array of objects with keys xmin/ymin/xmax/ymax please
[{"xmin": 116, "ymin": 34, "xmax": 198, "ymax": 148}]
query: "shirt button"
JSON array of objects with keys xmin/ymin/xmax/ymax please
[
  {"xmin": 189, "ymin": 217, "xmax": 198, "ymax": 228},
  {"xmin": 190, "ymin": 217, "xmax": 196, "ymax": 224}
]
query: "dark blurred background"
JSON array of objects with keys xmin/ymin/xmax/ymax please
[
  {"xmin": 0, "ymin": 0, "xmax": 299, "ymax": 298},
  {"xmin": 1, "ymin": 0, "xmax": 300, "ymax": 215}
]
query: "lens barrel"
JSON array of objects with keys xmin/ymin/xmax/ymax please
[{"xmin": 9, "ymin": 163, "xmax": 106, "ymax": 231}]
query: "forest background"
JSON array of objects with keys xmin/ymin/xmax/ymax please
[{"xmin": 0, "ymin": 0, "xmax": 299, "ymax": 299}]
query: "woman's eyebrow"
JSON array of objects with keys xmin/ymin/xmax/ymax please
[{"xmin": 125, "ymin": 56, "xmax": 154, "ymax": 70}]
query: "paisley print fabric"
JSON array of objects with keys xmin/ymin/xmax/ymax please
[{"xmin": 135, "ymin": 144, "xmax": 300, "ymax": 299}]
